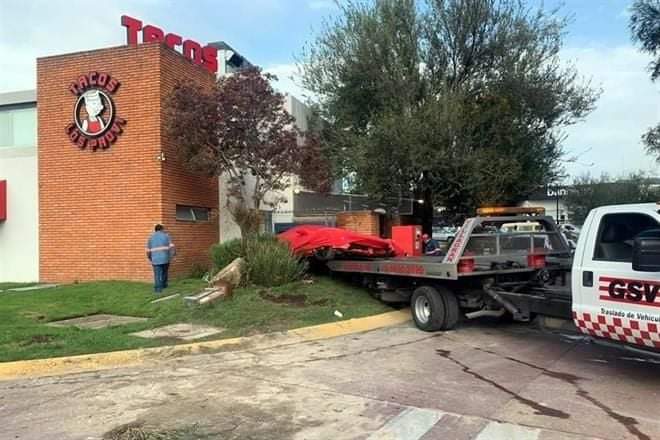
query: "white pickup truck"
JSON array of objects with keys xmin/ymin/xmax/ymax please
[
  {"xmin": 571, "ymin": 203, "xmax": 660, "ymax": 353},
  {"xmin": 327, "ymin": 204, "xmax": 660, "ymax": 355}
]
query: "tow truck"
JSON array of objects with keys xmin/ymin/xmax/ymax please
[{"xmin": 325, "ymin": 204, "xmax": 660, "ymax": 355}]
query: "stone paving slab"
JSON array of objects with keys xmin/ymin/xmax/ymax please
[
  {"xmin": 150, "ymin": 293, "xmax": 180, "ymax": 304},
  {"xmin": 130, "ymin": 323, "xmax": 225, "ymax": 341},
  {"xmin": 3, "ymin": 284, "xmax": 58, "ymax": 292},
  {"xmin": 47, "ymin": 314, "xmax": 148, "ymax": 330}
]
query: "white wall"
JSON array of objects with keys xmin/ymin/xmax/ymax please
[
  {"xmin": 0, "ymin": 147, "xmax": 39, "ymax": 282},
  {"xmin": 285, "ymin": 94, "xmax": 309, "ymax": 132},
  {"xmin": 218, "ymin": 173, "xmax": 242, "ymax": 242},
  {"xmin": 218, "ymin": 172, "xmax": 298, "ymax": 242}
]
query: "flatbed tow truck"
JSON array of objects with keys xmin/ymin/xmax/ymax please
[{"xmin": 325, "ymin": 205, "xmax": 660, "ymax": 355}]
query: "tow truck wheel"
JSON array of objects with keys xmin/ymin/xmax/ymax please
[
  {"xmin": 440, "ymin": 286, "xmax": 460, "ymax": 330},
  {"xmin": 411, "ymin": 285, "xmax": 460, "ymax": 332}
]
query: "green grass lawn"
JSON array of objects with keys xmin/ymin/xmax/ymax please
[{"xmin": 0, "ymin": 276, "xmax": 391, "ymax": 362}]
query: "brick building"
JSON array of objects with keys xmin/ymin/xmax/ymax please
[
  {"xmin": 1, "ymin": 43, "xmax": 219, "ymax": 283},
  {"xmin": 0, "ymin": 16, "xmax": 416, "ymax": 283}
]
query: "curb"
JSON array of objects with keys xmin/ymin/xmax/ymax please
[{"xmin": 0, "ymin": 309, "xmax": 411, "ymax": 381}]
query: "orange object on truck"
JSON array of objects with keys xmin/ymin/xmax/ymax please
[{"xmin": 391, "ymin": 225, "xmax": 423, "ymax": 257}]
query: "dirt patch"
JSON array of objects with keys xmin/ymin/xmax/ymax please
[
  {"xmin": 258, "ymin": 290, "xmax": 331, "ymax": 308},
  {"xmin": 259, "ymin": 290, "xmax": 308, "ymax": 307},
  {"xmin": 20, "ymin": 335, "xmax": 55, "ymax": 346},
  {"xmin": 103, "ymin": 421, "xmax": 213, "ymax": 440},
  {"xmin": 133, "ymin": 398, "xmax": 302, "ymax": 440}
]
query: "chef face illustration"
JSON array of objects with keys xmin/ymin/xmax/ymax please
[
  {"xmin": 80, "ymin": 90, "xmax": 106, "ymax": 135},
  {"xmin": 68, "ymin": 73, "xmax": 124, "ymax": 149}
]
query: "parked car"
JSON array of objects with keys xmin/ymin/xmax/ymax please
[
  {"xmin": 432, "ymin": 226, "xmax": 458, "ymax": 242},
  {"xmin": 560, "ymin": 223, "xmax": 580, "ymax": 233},
  {"xmin": 500, "ymin": 222, "xmax": 542, "ymax": 233},
  {"xmin": 559, "ymin": 223, "xmax": 580, "ymax": 244}
]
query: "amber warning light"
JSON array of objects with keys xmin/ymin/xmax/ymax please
[{"xmin": 476, "ymin": 206, "xmax": 546, "ymax": 216}]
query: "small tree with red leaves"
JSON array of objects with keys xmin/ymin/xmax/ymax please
[{"xmin": 167, "ymin": 67, "xmax": 330, "ymax": 237}]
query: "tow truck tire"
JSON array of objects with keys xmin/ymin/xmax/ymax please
[
  {"xmin": 439, "ymin": 286, "xmax": 460, "ymax": 330},
  {"xmin": 411, "ymin": 286, "xmax": 446, "ymax": 331}
]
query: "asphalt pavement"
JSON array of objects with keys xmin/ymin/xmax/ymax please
[{"xmin": 1, "ymin": 319, "xmax": 659, "ymax": 440}]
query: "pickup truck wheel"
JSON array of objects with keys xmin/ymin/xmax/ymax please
[{"xmin": 411, "ymin": 286, "xmax": 446, "ymax": 331}]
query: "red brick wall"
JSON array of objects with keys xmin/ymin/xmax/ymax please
[
  {"xmin": 336, "ymin": 211, "xmax": 381, "ymax": 236},
  {"xmin": 159, "ymin": 48, "xmax": 218, "ymax": 278},
  {"xmin": 38, "ymin": 43, "xmax": 218, "ymax": 283}
]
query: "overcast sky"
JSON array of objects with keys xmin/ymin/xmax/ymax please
[{"xmin": 1, "ymin": 0, "xmax": 659, "ymax": 179}]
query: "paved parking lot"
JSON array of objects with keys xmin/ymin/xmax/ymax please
[{"xmin": 1, "ymin": 320, "xmax": 659, "ymax": 439}]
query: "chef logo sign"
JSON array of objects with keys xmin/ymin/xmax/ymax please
[{"xmin": 65, "ymin": 72, "xmax": 126, "ymax": 150}]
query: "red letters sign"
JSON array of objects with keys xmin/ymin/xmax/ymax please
[
  {"xmin": 65, "ymin": 72, "xmax": 126, "ymax": 151},
  {"xmin": 600, "ymin": 276, "xmax": 660, "ymax": 308},
  {"xmin": 121, "ymin": 15, "xmax": 218, "ymax": 74}
]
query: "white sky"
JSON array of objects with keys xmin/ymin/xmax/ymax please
[{"xmin": 1, "ymin": 0, "xmax": 660, "ymax": 179}]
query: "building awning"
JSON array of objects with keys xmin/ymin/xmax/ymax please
[{"xmin": 0, "ymin": 180, "xmax": 6, "ymax": 221}]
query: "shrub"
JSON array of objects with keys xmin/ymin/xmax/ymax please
[
  {"xmin": 188, "ymin": 263, "xmax": 209, "ymax": 279},
  {"xmin": 210, "ymin": 234, "xmax": 306, "ymax": 287},
  {"xmin": 210, "ymin": 238, "xmax": 243, "ymax": 271},
  {"xmin": 243, "ymin": 236, "xmax": 307, "ymax": 287}
]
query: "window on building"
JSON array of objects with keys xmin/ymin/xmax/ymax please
[
  {"xmin": 0, "ymin": 107, "xmax": 37, "ymax": 148},
  {"xmin": 593, "ymin": 213, "xmax": 660, "ymax": 262},
  {"xmin": 191, "ymin": 207, "xmax": 210, "ymax": 222},
  {"xmin": 176, "ymin": 205, "xmax": 210, "ymax": 222}
]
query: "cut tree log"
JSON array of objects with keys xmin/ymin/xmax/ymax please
[
  {"xmin": 198, "ymin": 281, "xmax": 232, "ymax": 305},
  {"xmin": 150, "ymin": 293, "xmax": 180, "ymax": 304},
  {"xmin": 186, "ymin": 258, "xmax": 243, "ymax": 305},
  {"xmin": 210, "ymin": 258, "xmax": 244, "ymax": 287}
]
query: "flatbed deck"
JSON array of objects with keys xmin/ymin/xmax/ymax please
[
  {"xmin": 328, "ymin": 256, "xmax": 541, "ymax": 280},
  {"xmin": 324, "ymin": 214, "xmax": 575, "ymax": 327},
  {"xmin": 329, "ymin": 214, "xmax": 572, "ymax": 281}
]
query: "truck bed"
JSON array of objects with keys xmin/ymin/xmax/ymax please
[{"xmin": 327, "ymin": 255, "xmax": 557, "ymax": 280}]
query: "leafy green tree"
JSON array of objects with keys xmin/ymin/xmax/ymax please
[
  {"xmin": 301, "ymin": 0, "xmax": 599, "ymax": 227},
  {"xmin": 630, "ymin": 0, "xmax": 660, "ymax": 160},
  {"xmin": 564, "ymin": 173, "xmax": 660, "ymax": 224}
]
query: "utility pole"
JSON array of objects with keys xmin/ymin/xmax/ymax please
[{"xmin": 556, "ymin": 184, "xmax": 560, "ymax": 225}]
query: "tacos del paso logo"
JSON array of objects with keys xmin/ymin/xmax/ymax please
[{"xmin": 65, "ymin": 72, "xmax": 126, "ymax": 151}]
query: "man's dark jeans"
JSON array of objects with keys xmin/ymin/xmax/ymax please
[{"xmin": 153, "ymin": 263, "xmax": 170, "ymax": 293}]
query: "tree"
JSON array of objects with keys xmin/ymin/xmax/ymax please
[
  {"xmin": 167, "ymin": 68, "xmax": 328, "ymax": 237},
  {"xmin": 301, "ymin": 0, "xmax": 599, "ymax": 227},
  {"xmin": 564, "ymin": 173, "xmax": 659, "ymax": 224},
  {"xmin": 631, "ymin": 0, "xmax": 660, "ymax": 80},
  {"xmin": 630, "ymin": 0, "xmax": 660, "ymax": 160}
]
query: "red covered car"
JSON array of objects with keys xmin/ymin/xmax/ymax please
[{"xmin": 279, "ymin": 225, "xmax": 403, "ymax": 259}]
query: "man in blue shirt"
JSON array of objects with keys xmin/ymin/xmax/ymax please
[
  {"xmin": 146, "ymin": 224, "xmax": 176, "ymax": 293},
  {"xmin": 422, "ymin": 233, "xmax": 443, "ymax": 256}
]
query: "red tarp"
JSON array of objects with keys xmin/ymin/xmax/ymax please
[{"xmin": 279, "ymin": 225, "xmax": 404, "ymax": 258}]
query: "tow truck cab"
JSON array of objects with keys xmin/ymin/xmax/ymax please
[{"xmin": 572, "ymin": 203, "xmax": 660, "ymax": 351}]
